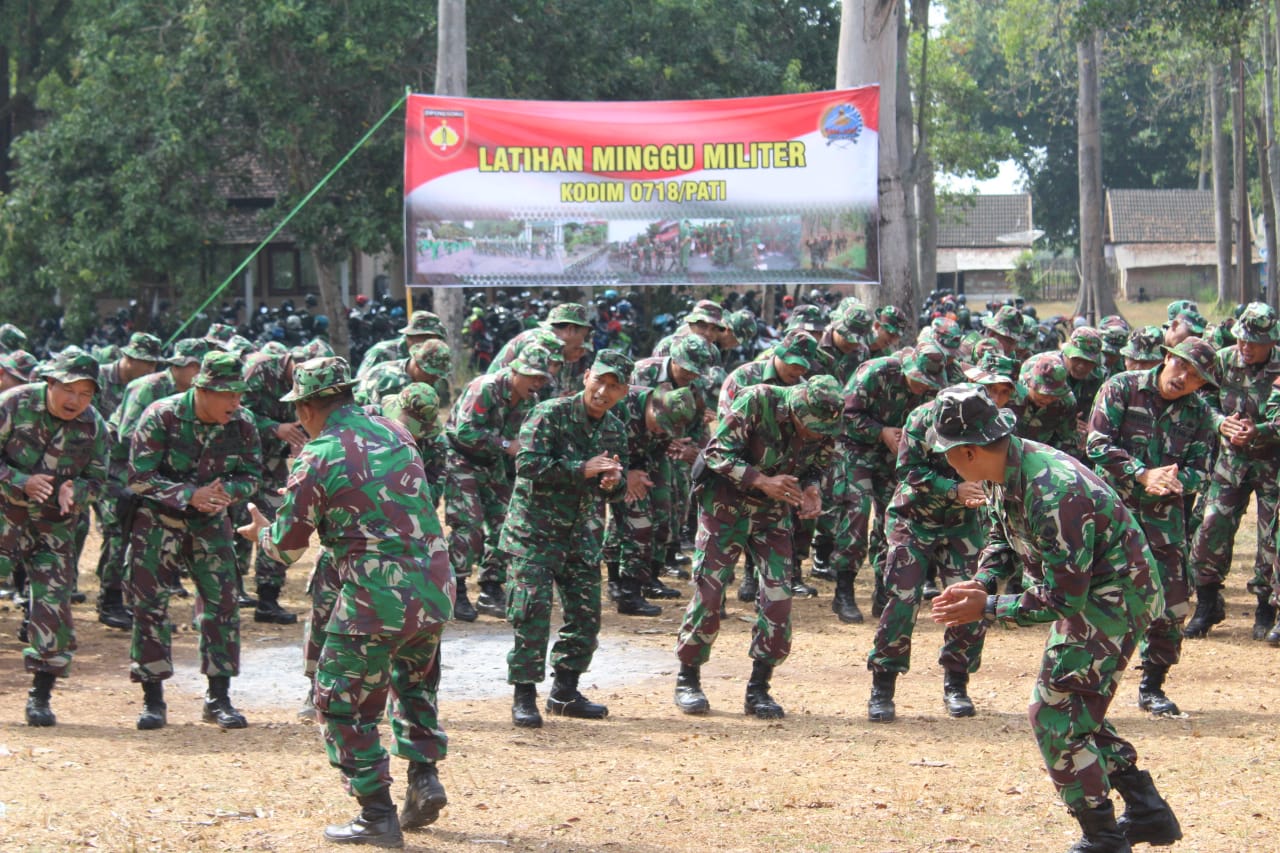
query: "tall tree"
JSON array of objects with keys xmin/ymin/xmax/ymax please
[{"xmin": 1075, "ymin": 25, "xmax": 1114, "ymax": 319}]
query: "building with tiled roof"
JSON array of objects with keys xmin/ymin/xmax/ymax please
[{"xmin": 935, "ymin": 193, "xmax": 1036, "ymax": 295}]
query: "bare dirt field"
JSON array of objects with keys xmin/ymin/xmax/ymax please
[{"xmin": 1, "ymin": 514, "xmax": 1277, "ymax": 853}]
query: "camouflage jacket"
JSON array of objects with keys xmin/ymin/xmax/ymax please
[
  {"xmin": 1085, "ymin": 366, "xmax": 1214, "ymax": 508},
  {"xmin": 498, "ymin": 393, "xmax": 628, "ymax": 564},
  {"xmin": 355, "ymin": 336, "xmax": 407, "ymax": 378},
  {"xmin": 258, "ymin": 404, "xmax": 452, "ymax": 633},
  {"xmin": 242, "ymin": 351, "xmax": 295, "ymax": 471},
  {"xmin": 617, "ymin": 386, "xmax": 670, "ymax": 474},
  {"xmin": 355, "ymin": 358, "xmax": 451, "ymax": 411},
  {"xmin": 362, "ymin": 402, "xmax": 447, "ymax": 499},
  {"xmin": 95, "ymin": 359, "xmax": 137, "ymax": 424},
  {"xmin": 719, "ymin": 357, "xmax": 790, "ymax": 419},
  {"xmin": 0, "ymin": 383, "xmax": 109, "ymax": 520},
  {"xmin": 974, "ymin": 437, "xmax": 1160, "ymax": 626},
  {"xmin": 1010, "ymin": 389, "xmax": 1080, "ymax": 458},
  {"xmin": 889, "ymin": 400, "xmax": 970, "ymax": 527},
  {"xmin": 844, "ymin": 356, "xmax": 932, "ymax": 466},
  {"xmin": 653, "ymin": 329, "xmax": 724, "ymax": 366},
  {"xmin": 699, "ymin": 384, "xmax": 834, "ymax": 517},
  {"xmin": 630, "ymin": 355, "xmax": 708, "ymax": 443},
  {"xmin": 108, "ymin": 371, "xmax": 181, "ymax": 486},
  {"xmin": 127, "ymin": 388, "xmax": 262, "ymax": 515},
  {"xmin": 488, "ymin": 328, "xmax": 541, "ymax": 374},
  {"xmin": 445, "ymin": 368, "xmax": 537, "ymax": 466},
  {"xmin": 1067, "ymin": 363, "xmax": 1109, "ymax": 422},
  {"xmin": 1207, "ymin": 345, "xmax": 1280, "ymax": 458}
]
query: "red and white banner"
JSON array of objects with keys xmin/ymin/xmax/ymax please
[{"xmin": 404, "ymin": 88, "xmax": 880, "ymax": 287}]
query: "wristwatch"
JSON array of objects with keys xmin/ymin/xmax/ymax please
[
  {"xmin": 501, "ymin": 439, "xmax": 511, "ymax": 451},
  {"xmin": 983, "ymin": 594, "xmax": 999, "ymax": 623}
]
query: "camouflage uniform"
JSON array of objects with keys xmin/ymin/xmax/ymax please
[
  {"xmin": 355, "ymin": 339, "xmax": 452, "ymax": 410},
  {"xmin": 1063, "ymin": 327, "xmax": 1110, "ymax": 424},
  {"xmin": 127, "ymin": 354, "xmax": 262, "ymax": 684},
  {"xmin": 1011, "ymin": 353, "xmax": 1081, "ymax": 456},
  {"xmin": 355, "ymin": 309, "xmax": 447, "ymax": 379},
  {"xmin": 500, "ymin": 352, "xmax": 630, "ymax": 686},
  {"xmin": 237, "ymin": 350, "xmax": 298, "ymax": 593},
  {"xmin": 256, "ymin": 358, "xmax": 453, "ymax": 802},
  {"xmin": 494, "ymin": 303, "xmax": 594, "ymax": 398},
  {"xmin": 0, "ymin": 357, "xmax": 109, "ymax": 679},
  {"xmin": 0, "ymin": 323, "xmax": 29, "ymax": 355}
]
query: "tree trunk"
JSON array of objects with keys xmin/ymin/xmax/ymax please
[
  {"xmin": 837, "ymin": 0, "xmax": 914, "ymax": 328},
  {"xmin": 1211, "ymin": 61, "xmax": 1233, "ymax": 304},
  {"xmin": 911, "ymin": 0, "xmax": 936, "ymax": 302},
  {"xmin": 434, "ymin": 0, "xmax": 468, "ymax": 378},
  {"xmin": 897, "ymin": 6, "xmax": 919, "ymax": 304},
  {"xmin": 1075, "ymin": 28, "xmax": 1113, "ymax": 322},
  {"xmin": 1233, "ymin": 44, "xmax": 1253, "ymax": 305},
  {"xmin": 313, "ymin": 252, "xmax": 351, "ymax": 358},
  {"xmin": 1199, "ymin": 76, "xmax": 1211, "ymax": 191},
  {"xmin": 1262, "ymin": 3, "xmax": 1280, "ymax": 309}
]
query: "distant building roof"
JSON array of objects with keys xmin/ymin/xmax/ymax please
[
  {"xmin": 936, "ymin": 194, "xmax": 1034, "ymax": 249},
  {"xmin": 1106, "ymin": 189, "xmax": 1214, "ymax": 244}
]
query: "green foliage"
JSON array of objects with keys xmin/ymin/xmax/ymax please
[{"xmin": 1006, "ymin": 249, "xmax": 1039, "ymax": 299}]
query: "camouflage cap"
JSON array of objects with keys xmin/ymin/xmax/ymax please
[
  {"xmin": 930, "ymin": 317, "xmax": 964, "ymax": 355},
  {"xmin": 786, "ymin": 374, "xmax": 844, "ymax": 436},
  {"xmin": 1207, "ymin": 320, "xmax": 1236, "ymax": 349},
  {"xmin": 1062, "ymin": 326, "xmax": 1103, "ymax": 363},
  {"xmin": 832, "ymin": 302, "xmax": 874, "ymax": 338},
  {"xmin": 876, "ymin": 305, "xmax": 906, "ymax": 337},
  {"xmin": 786, "ymin": 304, "xmax": 828, "ymax": 333},
  {"xmin": 280, "ymin": 356, "xmax": 355, "ymax": 402},
  {"xmin": 1170, "ymin": 305, "xmax": 1208, "ymax": 334},
  {"xmin": 1120, "ymin": 326, "xmax": 1164, "ymax": 362},
  {"xmin": 121, "ymin": 332, "xmax": 164, "ymax": 363},
  {"xmin": 685, "ymin": 299, "xmax": 726, "ymax": 328},
  {"xmin": 976, "ymin": 351, "xmax": 1019, "ymax": 384},
  {"xmin": 545, "ymin": 302, "xmax": 592, "ymax": 327},
  {"xmin": 1233, "ymin": 302, "xmax": 1278, "ymax": 343},
  {"xmin": 970, "ymin": 337, "xmax": 1003, "ymax": 362},
  {"xmin": 193, "ymin": 351, "xmax": 248, "ymax": 393},
  {"xmin": 381, "ymin": 382, "xmax": 442, "ymax": 439},
  {"xmin": 205, "ymin": 322, "xmax": 239, "ymax": 343},
  {"xmin": 399, "ymin": 310, "xmax": 448, "ymax": 338},
  {"xmin": 411, "ymin": 339, "xmax": 452, "ymax": 378},
  {"xmin": 43, "ymin": 350, "xmax": 100, "ymax": 389},
  {"xmin": 670, "ymin": 332, "xmax": 716, "ymax": 377},
  {"xmin": 1166, "ymin": 299, "xmax": 1200, "ymax": 322},
  {"xmin": 529, "ymin": 328, "xmax": 566, "ymax": 360},
  {"xmin": 1161, "ymin": 336, "xmax": 1218, "ymax": 387},
  {"xmin": 1098, "ymin": 314, "xmax": 1131, "ymax": 333},
  {"xmin": 1101, "ymin": 325, "xmax": 1129, "ymax": 355},
  {"xmin": 589, "ymin": 348, "xmax": 635, "ymax": 381},
  {"xmin": 292, "ymin": 338, "xmax": 336, "ymax": 362},
  {"xmin": 1019, "ymin": 313, "xmax": 1040, "ymax": 346},
  {"xmin": 774, "ymin": 328, "xmax": 820, "ymax": 370},
  {"xmin": 168, "ymin": 338, "xmax": 216, "ymax": 367},
  {"xmin": 0, "ymin": 323, "xmax": 28, "ymax": 352},
  {"xmin": 1020, "ymin": 352, "xmax": 1075, "ymax": 405},
  {"xmin": 648, "ymin": 386, "xmax": 701, "ymax": 436},
  {"xmin": 224, "ymin": 334, "xmax": 257, "ymax": 355},
  {"xmin": 725, "ymin": 309, "xmax": 758, "ymax": 343},
  {"xmin": 510, "ymin": 344, "xmax": 555, "ymax": 379},
  {"xmin": 0, "ymin": 349, "xmax": 37, "ymax": 382},
  {"xmin": 259, "ymin": 340, "xmax": 290, "ymax": 358},
  {"xmin": 982, "ymin": 305, "xmax": 1024, "ymax": 340},
  {"xmin": 926, "ymin": 383, "xmax": 1017, "ymax": 452},
  {"xmin": 92, "ymin": 344, "xmax": 120, "ymax": 364},
  {"xmin": 902, "ymin": 343, "xmax": 947, "ymax": 390}
]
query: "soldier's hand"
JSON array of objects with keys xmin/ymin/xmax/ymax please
[
  {"xmin": 275, "ymin": 421, "xmax": 309, "ymax": 451},
  {"xmin": 956, "ymin": 482, "xmax": 986, "ymax": 507},
  {"xmin": 22, "ymin": 473, "xmax": 54, "ymax": 503},
  {"xmin": 1232, "ymin": 416, "xmax": 1258, "ymax": 447},
  {"xmin": 57, "ymin": 480, "xmax": 76, "ymax": 516},
  {"xmin": 235, "ymin": 502, "xmax": 268, "ymax": 541},
  {"xmin": 191, "ymin": 480, "xmax": 231, "ymax": 514},
  {"xmin": 930, "ymin": 583, "xmax": 987, "ymax": 626},
  {"xmin": 797, "ymin": 485, "xmax": 821, "ymax": 519},
  {"xmin": 758, "ymin": 474, "xmax": 802, "ymax": 506},
  {"xmin": 879, "ymin": 427, "xmax": 903, "ymax": 455},
  {"xmin": 666, "ymin": 438, "xmax": 699, "ymax": 464},
  {"xmin": 584, "ymin": 453, "xmax": 623, "ymax": 479},
  {"xmin": 504, "ymin": 438, "xmax": 522, "ymax": 457},
  {"xmin": 625, "ymin": 470, "xmax": 653, "ymax": 502}
]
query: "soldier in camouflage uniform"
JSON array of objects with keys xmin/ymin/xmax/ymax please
[
  {"xmin": 0, "ymin": 351, "xmax": 108, "ymax": 727},
  {"xmin": 444, "ymin": 346, "xmax": 553, "ymax": 622},
  {"xmin": 1185, "ymin": 303, "xmax": 1280, "ymax": 639},
  {"xmin": 869, "ymin": 305, "xmax": 905, "ymax": 357},
  {"xmin": 1012, "ymin": 353, "xmax": 1080, "ymax": 457},
  {"xmin": 651, "ymin": 299, "xmax": 728, "ymax": 360},
  {"xmin": 1163, "ymin": 300, "xmax": 1207, "ymax": 347},
  {"xmin": 1098, "ymin": 317, "xmax": 1129, "ymax": 376},
  {"xmin": 493, "ymin": 303, "xmax": 593, "ymax": 397},
  {"xmin": 356, "ymin": 309, "xmax": 447, "ymax": 379},
  {"xmin": 0, "ymin": 350, "xmax": 37, "ymax": 391},
  {"xmin": 356, "ymin": 338, "xmax": 452, "ymax": 410},
  {"xmin": 833, "ymin": 344, "xmax": 947, "ymax": 619},
  {"xmin": 240, "ymin": 357, "xmax": 454, "ymax": 847},
  {"xmin": 866, "ymin": 386, "xmax": 991, "ymax": 723},
  {"xmin": 1062, "ymin": 327, "xmax": 1109, "ymax": 430},
  {"xmin": 502, "ymin": 351, "xmax": 632, "ymax": 729},
  {"xmin": 96, "ymin": 332, "xmax": 164, "ymax": 420},
  {"xmin": 1086, "ymin": 338, "xmax": 1217, "ymax": 718},
  {"xmin": 1121, "ymin": 326, "xmax": 1164, "ymax": 372},
  {"xmin": 127, "ymin": 351, "xmax": 262, "ymax": 731},
  {"xmin": 720, "ymin": 309, "xmax": 759, "ymax": 371},
  {"xmin": 981, "ymin": 305, "xmax": 1024, "ymax": 356},
  {"xmin": 672, "ymin": 376, "xmax": 841, "ymax": 719},
  {"xmin": 929, "ymin": 385, "xmax": 1182, "ymax": 852},
  {"xmin": 0, "ymin": 322, "xmax": 29, "ymax": 355}
]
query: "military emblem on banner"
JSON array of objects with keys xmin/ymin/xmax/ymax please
[
  {"xmin": 422, "ymin": 108, "xmax": 466, "ymax": 158},
  {"xmin": 819, "ymin": 103, "xmax": 863, "ymax": 148}
]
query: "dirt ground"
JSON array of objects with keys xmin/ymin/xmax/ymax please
[{"xmin": 1, "ymin": 515, "xmax": 1278, "ymax": 853}]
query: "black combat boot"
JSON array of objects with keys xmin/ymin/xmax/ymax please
[
  {"xmin": 1109, "ymin": 765, "xmax": 1182, "ymax": 847},
  {"xmin": 606, "ymin": 560, "xmax": 622, "ymax": 602},
  {"xmin": 475, "ymin": 580, "xmax": 507, "ymax": 619},
  {"xmin": 324, "ymin": 787, "xmax": 404, "ymax": 847},
  {"xmin": 546, "ymin": 668, "xmax": 608, "ymax": 719},
  {"xmin": 674, "ymin": 663, "xmax": 710, "ymax": 714},
  {"xmin": 1253, "ymin": 592, "xmax": 1276, "ymax": 641},
  {"xmin": 97, "ymin": 587, "xmax": 132, "ymax": 630},
  {"xmin": 922, "ymin": 565, "xmax": 941, "ymax": 601},
  {"xmin": 867, "ymin": 670, "xmax": 897, "ymax": 723},
  {"xmin": 235, "ymin": 574, "xmax": 256, "ymax": 608},
  {"xmin": 1182, "ymin": 582, "xmax": 1224, "ymax": 638},
  {"xmin": 743, "ymin": 660, "xmax": 784, "ymax": 719},
  {"xmin": 810, "ymin": 534, "xmax": 836, "ymax": 581},
  {"xmin": 943, "ymin": 670, "xmax": 976, "ymax": 718},
  {"xmin": 399, "ymin": 760, "xmax": 447, "ymax": 830},
  {"xmin": 665, "ymin": 543, "xmax": 691, "ymax": 580},
  {"xmin": 789, "ymin": 566, "xmax": 818, "ymax": 598},
  {"xmin": 202, "ymin": 675, "xmax": 248, "ymax": 729},
  {"xmin": 1267, "ymin": 612, "xmax": 1280, "ymax": 646},
  {"xmin": 1136, "ymin": 664, "xmax": 1180, "ymax": 716},
  {"xmin": 737, "ymin": 569, "xmax": 759, "ymax": 602},
  {"xmin": 641, "ymin": 571, "xmax": 682, "ymax": 600},
  {"xmin": 871, "ymin": 572, "xmax": 889, "ymax": 618},
  {"xmin": 831, "ymin": 572, "xmax": 863, "ymax": 624},
  {"xmin": 1067, "ymin": 800, "xmax": 1132, "ymax": 853},
  {"xmin": 254, "ymin": 584, "xmax": 298, "ymax": 624},
  {"xmin": 137, "ymin": 680, "xmax": 167, "ymax": 731},
  {"xmin": 616, "ymin": 578, "xmax": 662, "ymax": 617},
  {"xmin": 453, "ymin": 579, "xmax": 477, "ymax": 623},
  {"xmin": 511, "ymin": 683, "xmax": 543, "ymax": 728},
  {"xmin": 25, "ymin": 671, "xmax": 56, "ymax": 727}
]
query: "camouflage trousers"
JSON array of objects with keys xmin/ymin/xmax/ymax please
[
  {"xmin": 674, "ymin": 498, "xmax": 793, "ymax": 667},
  {"xmin": 445, "ymin": 457, "xmax": 511, "ymax": 583},
  {"xmin": 1135, "ymin": 510, "xmax": 1192, "ymax": 668},
  {"xmin": 128, "ymin": 506, "xmax": 240, "ymax": 683},
  {"xmin": 1030, "ymin": 575, "xmax": 1149, "ymax": 812},
  {"xmin": 230, "ymin": 485, "xmax": 289, "ymax": 588},
  {"xmin": 868, "ymin": 511, "xmax": 986, "ymax": 675},
  {"xmin": 1, "ymin": 507, "xmax": 79, "ymax": 677},
  {"xmin": 316, "ymin": 626, "xmax": 447, "ymax": 798},
  {"xmin": 506, "ymin": 555, "xmax": 601, "ymax": 684},
  {"xmin": 94, "ymin": 485, "xmax": 129, "ymax": 593},
  {"xmin": 305, "ymin": 550, "xmax": 342, "ymax": 677},
  {"xmin": 1188, "ymin": 455, "xmax": 1278, "ymax": 595},
  {"xmin": 650, "ymin": 454, "xmax": 688, "ymax": 554},
  {"xmin": 603, "ymin": 490, "xmax": 660, "ymax": 581},
  {"xmin": 830, "ymin": 457, "xmax": 893, "ymax": 580}
]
